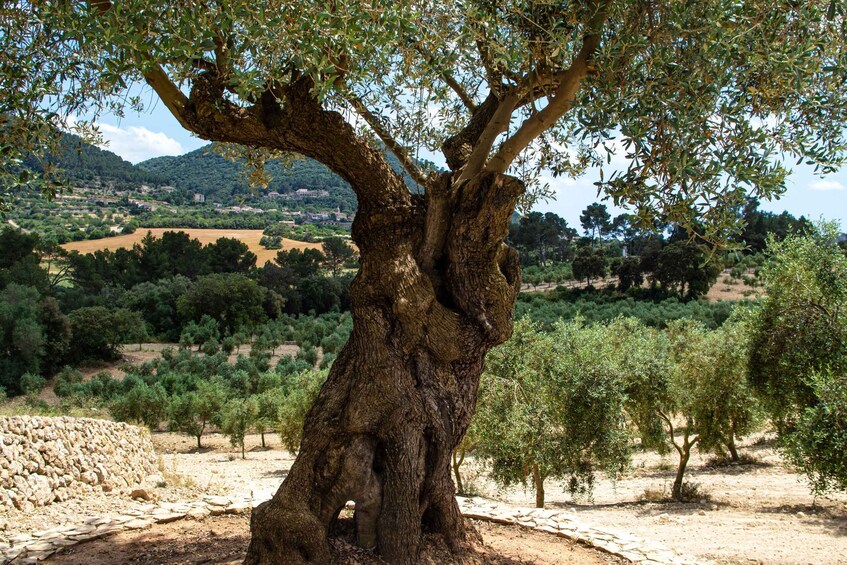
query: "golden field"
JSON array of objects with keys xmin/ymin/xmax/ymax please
[{"xmin": 61, "ymin": 228, "xmax": 322, "ymax": 265}]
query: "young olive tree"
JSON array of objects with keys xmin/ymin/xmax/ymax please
[
  {"xmin": 610, "ymin": 316, "xmax": 760, "ymax": 500},
  {"xmin": 5, "ymin": 1, "xmax": 847, "ymax": 562},
  {"xmin": 475, "ymin": 318, "xmax": 629, "ymax": 507},
  {"xmin": 662, "ymin": 318, "xmax": 761, "ymax": 500},
  {"xmin": 277, "ymin": 369, "xmax": 327, "ymax": 455},
  {"xmin": 255, "ymin": 388, "xmax": 285, "ymax": 448},
  {"xmin": 167, "ymin": 380, "xmax": 228, "ymax": 449},
  {"xmin": 750, "ymin": 223, "xmax": 847, "ymax": 494},
  {"xmin": 221, "ymin": 396, "xmax": 260, "ymax": 460}
]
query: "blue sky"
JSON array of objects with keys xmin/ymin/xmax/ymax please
[{"xmin": 94, "ymin": 100, "xmax": 847, "ymax": 230}]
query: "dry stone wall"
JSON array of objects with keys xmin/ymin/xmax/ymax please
[{"xmin": 0, "ymin": 416, "xmax": 158, "ymax": 512}]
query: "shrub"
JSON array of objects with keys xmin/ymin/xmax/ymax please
[
  {"xmin": 277, "ymin": 370, "xmax": 326, "ymax": 454},
  {"xmin": 474, "ymin": 318, "xmax": 630, "ymax": 507},
  {"xmin": 19, "ymin": 372, "xmax": 46, "ymax": 396}
]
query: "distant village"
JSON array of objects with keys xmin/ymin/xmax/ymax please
[{"xmin": 106, "ymin": 183, "xmax": 355, "ymax": 228}]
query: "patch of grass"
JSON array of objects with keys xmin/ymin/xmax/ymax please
[
  {"xmin": 654, "ymin": 460, "xmax": 673, "ymax": 472},
  {"xmin": 677, "ymin": 481, "xmax": 710, "ymax": 502},
  {"xmin": 641, "ymin": 482, "xmax": 710, "ymax": 503},
  {"xmin": 641, "ymin": 486, "xmax": 668, "ymax": 502},
  {"xmin": 705, "ymin": 453, "xmax": 764, "ymax": 468}
]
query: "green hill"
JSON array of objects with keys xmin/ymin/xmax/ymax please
[
  {"xmin": 139, "ymin": 146, "xmax": 356, "ymax": 209},
  {"xmin": 23, "ymin": 133, "xmax": 167, "ymax": 189},
  {"xmin": 138, "ymin": 142, "xmax": 436, "ymax": 211},
  {"xmin": 25, "ymin": 133, "xmax": 433, "ymax": 213}
]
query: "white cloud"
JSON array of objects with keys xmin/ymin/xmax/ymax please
[
  {"xmin": 95, "ymin": 123, "xmax": 184, "ymax": 163},
  {"xmin": 809, "ymin": 180, "xmax": 846, "ymax": 191}
]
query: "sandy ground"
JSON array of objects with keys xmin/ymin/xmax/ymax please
[
  {"xmin": 147, "ymin": 432, "xmax": 847, "ymax": 565},
  {"xmin": 34, "ymin": 431, "xmax": 621, "ymax": 564},
  {"xmin": 461, "ymin": 435, "xmax": 847, "ymax": 565}
]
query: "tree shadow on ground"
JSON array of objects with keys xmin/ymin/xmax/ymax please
[
  {"xmin": 50, "ymin": 515, "xmax": 250, "ymax": 564},
  {"xmin": 753, "ymin": 501, "xmax": 847, "ymax": 536},
  {"xmin": 184, "ymin": 446, "xmax": 217, "ymax": 454},
  {"xmin": 549, "ymin": 499, "xmax": 730, "ymax": 518},
  {"xmin": 49, "ymin": 514, "xmax": 612, "ymax": 564},
  {"xmin": 260, "ymin": 468, "xmax": 289, "ymax": 479}
]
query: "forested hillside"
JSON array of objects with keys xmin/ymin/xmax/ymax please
[
  {"xmin": 24, "ymin": 133, "xmax": 436, "ymax": 212},
  {"xmin": 139, "ymin": 146, "xmax": 357, "ymax": 209},
  {"xmin": 138, "ymin": 142, "xmax": 434, "ymax": 209},
  {"xmin": 23, "ymin": 133, "xmax": 166, "ymax": 189}
]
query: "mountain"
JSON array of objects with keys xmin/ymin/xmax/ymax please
[
  {"xmin": 139, "ymin": 145, "xmax": 356, "ymax": 207},
  {"xmin": 138, "ymin": 142, "xmax": 435, "ymax": 210},
  {"xmin": 28, "ymin": 133, "xmax": 433, "ymax": 213},
  {"xmin": 23, "ymin": 133, "xmax": 166, "ymax": 189}
]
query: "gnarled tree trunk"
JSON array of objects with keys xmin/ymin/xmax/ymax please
[{"xmin": 244, "ymin": 171, "xmax": 524, "ymax": 564}]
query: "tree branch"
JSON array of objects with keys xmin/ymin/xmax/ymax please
[
  {"xmin": 456, "ymin": 92, "xmax": 520, "ymax": 185},
  {"xmin": 344, "ymin": 90, "xmax": 429, "ymax": 187},
  {"xmin": 484, "ymin": 0, "xmax": 611, "ymax": 175},
  {"xmin": 89, "ymin": 1, "xmax": 409, "ymax": 209},
  {"xmin": 658, "ymin": 410, "xmax": 683, "ymax": 456},
  {"xmin": 142, "ymin": 65, "xmax": 192, "ymax": 131},
  {"xmin": 91, "ymin": 0, "xmax": 192, "ymax": 131},
  {"xmin": 412, "ymin": 44, "xmax": 477, "ymax": 112}
]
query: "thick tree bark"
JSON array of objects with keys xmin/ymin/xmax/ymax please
[{"xmin": 244, "ymin": 171, "xmax": 524, "ymax": 564}]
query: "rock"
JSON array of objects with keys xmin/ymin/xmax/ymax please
[
  {"xmin": 698, "ymin": 510, "xmax": 706, "ymax": 516},
  {"xmin": 124, "ymin": 518, "xmax": 155, "ymax": 530},
  {"xmin": 657, "ymin": 513, "xmax": 670, "ymax": 523},
  {"xmin": 29, "ymin": 475, "xmax": 53, "ymax": 506},
  {"xmin": 206, "ymin": 495, "xmax": 230, "ymax": 505},
  {"xmin": 23, "ymin": 541, "xmax": 55, "ymax": 552},
  {"xmin": 152, "ymin": 511, "xmax": 184, "ymax": 524},
  {"xmin": 130, "ymin": 488, "xmax": 155, "ymax": 501},
  {"xmin": 145, "ymin": 474, "xmax": 165, "ymax": 485},
  {"xmin": 187, "ymin": 506, "xmax": 211, "ymax": 520}
]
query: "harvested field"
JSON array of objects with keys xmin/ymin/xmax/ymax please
[{"xmin": 61, "ymin": 228, "xmax": 322, "ymax": 265}]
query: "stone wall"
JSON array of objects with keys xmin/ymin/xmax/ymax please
[{"xmin": 0, "ymin": 416, "xmax": 158, "ymax": 511}]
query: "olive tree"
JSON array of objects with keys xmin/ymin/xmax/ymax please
[
  {"xmin": 610, "ymin": 316, "xmax": 760, "ymax": 500},
  {"xmin": 475, "ymin": 318, "xmax": 629, "ymax": 507},
  {"xmin": 662, "ymin": 318, "xmax": 761, "ymax": 499},
  {"xmin": 750, "ymin": 223, "xmax": 847, "ymax": 493},
  {"xmin": 4, "ymin": 1, "xmax": 847, "ymax": 562},
  {"xmin": 167, "ymin": 380, "xmax": 228, "ymax": 449},
  {"xmin": 221, "ymin": 396, "xmax": 259, "ymax": 460}
]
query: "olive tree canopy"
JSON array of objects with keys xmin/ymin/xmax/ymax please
[{"xmin": 4, "ymin": 0, "xmax": 846, "ymax": 230}]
